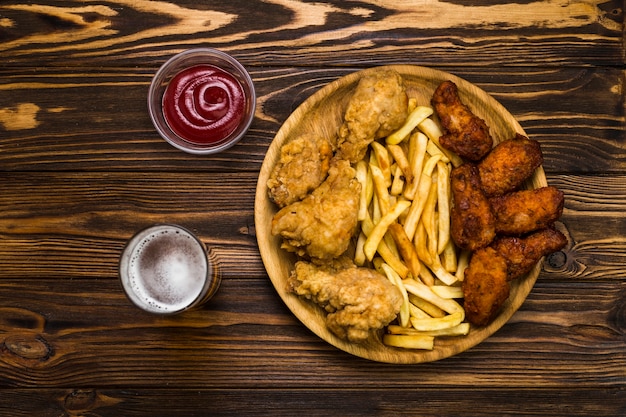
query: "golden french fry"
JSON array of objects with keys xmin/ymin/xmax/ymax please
[
  {"xmin": 354, "ymin": 231, "xmax": 367, "ymax": 266},
  {"xmin": 387, "ymin": 144, "xmax": 412, "ymax": 184},
  {"xmin": 436, "ymin": 160, "xmax": 451, "ymax": 254},
  {"xmin": 441, "ymin": 238, "xmax": 458, "ymax": 273},
  {"xmin": 408, "ymin": 294, "xmax": 445, "ymax": 318},
  {"xmin": 455, "ymin": 250, "xmax": 471, "ymax": 282},
  {"xmin": 403, "ymin": 132, "xmax": 428, "ymax": 200},
  {"xmin": 421, "ymin": 178, "xmax": 439, "ymax": 260},
  {"xmin": 381, "ymin": 263, "xmax": 410, "ymax": 328},
  {"xmin": 420, "ymin": 323, "xmax": 470, "ymax": 337},
  {"xmin": 356, "ymin": 160, "xmax": 373, "ymax": 221},
  {"xmin": 387, "ymin": 323, "xmax": 470, "ymax": 337},
  {"xmin": 418, "ymin": 117, "xmax": 464, "ymax": 167},
  {"xmin": 407, "ymin": 303, "xmax": 432, "ymax": 320},
  {"xmin": 407, "ymin": 97, "xmax": 418, "ymax": 113},
  {"xmin": 409, "ymin": 311, "xmax": 464, "ymax": 331},
  {"xmin": 383, "ymin": 229, "xmax": 400, "ymax": 259},
  {"xmin": 382, "ymin": 333, "xmax": 434, "ymax": 350},
  {"xmin": 430, "ymin": 256, "xmax": 458, "ymax": 286},
  {"xmin": 431, "ymin": 285, "xmax": 464, "ymax": 299},
  {"xmin": 415, "ymin": 219, "xmax": 432, "ymax": 269},
  {"xmin": 363, "ymin": 200, "xmax": 411, "ymax": 261},
  {"xmin": 371, "ymin": 141, "xmax": 392, "ymax": 187},
  {"xmin": 403, "ymin": 172, "xmax": 432, "ymax": 241},
  {"xmin": 386, "ymin": 106, "xmax": 434, "ymax": 145},
  {"xmin": 403, "ymin": 279, "xmax": 464, "ymax": 316},
  {"xmin": 426, "ymin": 140, "xmax": 450, "ymax": 163},
  {"xmin": 388, "ymin": 222, "xmax": 421, "ymax": 278},
  {"xmin": 422, "ymin": 154, "xmax": 442, "ymax": 177},
  {"xmin": 361, "ymin": 215, "xmax": 409, "ymax": 278},
  {"xmin": 370, "ymin": 164, "xmax": 391, "ymax": 216},
  {"xmin": 371, "ymin": 189, "xmax": 381, "ymax": 223},
  {"xmin": 390, "ymin": 165, "xmax": 405, "ymax": 196},
  {"xmin": 418, "ymin": 260, "xmax": 435, "ymax": 287}
]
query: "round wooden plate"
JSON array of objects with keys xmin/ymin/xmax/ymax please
[{"xmin": 254, "ymin": 65, "xmax": 547, "ymax": 364}]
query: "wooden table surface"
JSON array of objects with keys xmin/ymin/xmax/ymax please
[{"xmin": 1, "ymin": 1, "xmax": 624, "ymax": 416}]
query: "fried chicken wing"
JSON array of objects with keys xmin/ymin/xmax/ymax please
[
  {"xmin": 450, "ymin": 163, "xmax": 496, "ymax": 251},
  {"xmin": 491, "ymin": 227, "xmax": 567, "ymax": 280},
  {"xmin": 271, "ymin": 160, "xmax": 361, "ymax": 260},
  {"xmin": 336, "ymin": 70, "xmax": 408, "ymax": 163},
  {"xmin": 462, "ymin": 247, "xmax": 510, "ymax": 326},
  {"xmin": 432, "ymin": 80, "xmax": 493, "ymax": 161},
  {"xmin": 490, "ymin": 186, "xmax": 564, "ymax": 235},
  {"xmin": 478, "ymin": 134, "xmax": 543, "ymax": 197},
  {"xmin": 288, "ymin": 259, "xmax": 403, "ymax": 343},
  {"xmin": 267, "ymin": 133, "xmax": 334, "ymax": 207}
]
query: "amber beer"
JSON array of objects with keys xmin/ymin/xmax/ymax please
[{"xmin": 119, "ymin": 225, "xmax": 219, "ymax": 314}]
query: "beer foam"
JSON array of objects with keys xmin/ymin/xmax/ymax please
[{"xmin": 124, "ymin": 226, "xmax": 208, "ymax": 313}]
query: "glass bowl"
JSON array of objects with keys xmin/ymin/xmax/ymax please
[{"xmin": 148, "ymin": 48, "xmax": 256, "ymax": 154}]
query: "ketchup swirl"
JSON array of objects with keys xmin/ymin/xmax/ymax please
[{"xmin": 162, "ymin": 64, "xmax": 245, "ymax": 145}]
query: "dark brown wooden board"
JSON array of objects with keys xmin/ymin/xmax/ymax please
[{"xmin": 0, "ymin": 0, "xmax": 624, "ymax": 414}]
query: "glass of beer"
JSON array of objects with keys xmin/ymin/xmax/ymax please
[{"xmin": 119, "ymin": 224, "xmax": 220, "ymax": 314}]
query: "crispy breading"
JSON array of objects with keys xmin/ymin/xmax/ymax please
[
  {"xmin": 271, "ymin": 160, "xmax": 360, "ymax": 260},
  {"xmin": 288, "ymin": 259, "xmax": 403, "ymax": 343},
  {"xmin": 491, "ymin": 227, "xmax": 567, "ymax": 280},
  {"xmin": 478, "ymin": 134, "xmax": 543, "ymax": 197},
  {"xmin": 432, "ymin": 80, "xmax": 493, "ymax": 161},
  {"xmin": 462, "ymin": 247, "xmax": 510, "ymax": 326},
  {"xmin": 267, "ymin": 133, "xmax": 334, "ymax": 207},
  {"xmin": 335, "ymin": 70, "xmax": 408, "ymax": 163},
  {"xmin": 450, "ymin": 163, "xmax": 496, "ymax": 251},
  {"xmin": 490, "ymin": 187, "xmax": 564, "ymax": 235}
]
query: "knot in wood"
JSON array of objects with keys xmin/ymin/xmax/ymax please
[
  {"xmin": 2, "ymin": 334, "xmax": 53, "ymax": 361},
  {"xmin": 64, "ymin": 389, "xmax": 97, "ymax": 413},
  {"xmin": 546, "ymin": 250, "xmax": 567, "ymax": 268}
]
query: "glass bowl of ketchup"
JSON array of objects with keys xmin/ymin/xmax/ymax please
[{"xmin": 148, "ymin": 48, "xmax": 256, "ymax": 154}]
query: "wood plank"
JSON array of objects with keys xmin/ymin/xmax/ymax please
[
  {"xmin": 0, "ymin": 1, "xmax": 623, "ymax": 67},
  {"xmin": 0, "ymin": 67, "xmax": 624, "ymax": 173},
  {"xmin": 0, "ymin": 172, "xmax": 625, "ymax": 282},
  {"xmin": 1, "ymin": 387, "xmax": 625, "ymax": 417},
  {"xmin": 0, "ymin": 279, "xmax": 624, "ymax": 388}
]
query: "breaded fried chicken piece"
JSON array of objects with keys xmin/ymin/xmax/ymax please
[
  {"xmin": 478, "ymin": 134, "xmax": 543, "ymax": 197},
  {"xmin": 490, "ymin": 187, "xmax": 564, "ymax": 235},
  {"xmin": 432, "ymin": 80, "xmax": 493, "ymax": 161},
  {"xmin": 491, "ymin": 227, "xmax": 567, "ymax": 280},
  {"xmin": 462, "ymin": 247, "xmax": 510, "ymax": 326},
  {"xmin": 288, "ymin": 259, "xmax": 403, "ymax": 343},
  {"xmin": 450, "ymin": 163, "xmax": 496, "ymax": 251},
  {"xmin": 271, "ymin": 160, "xmax": 361, "ymax": 260},
  {"xmin": 336, "ymin": 70, "xmax": 408, "ymax": 163},
  {"xmin": 267, "ymin": 133, "xmax": 334, "ymax": 207}
]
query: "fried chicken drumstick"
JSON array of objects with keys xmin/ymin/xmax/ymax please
[
  {"xmin": 336, "ymin": 70, "xmax": 409, "ymax": 163},
  {"xmin": 478, "ymin": 134, "xmax": 543, "ymax": 197},
  {"xmin": 462, "ymin": 247, "xmax": 510, "ymax": 326},
  {"xmin": 271, "ymin": 160, "xmax": 360, "ymax": 260},
  {"xmin": 432, "ymin": 80, "xmax": 493, "ymax": 161},
  {"xmin": 490, "ymin": 186, "xmax": 564, "ymax": 235},
  {"xmin": 491, "ymin": 227, "xmax": 567, "ymax": 280},
  {"xmin": 267, "ymin": 133, "xmax": 334, "ymax": 207},
  {"xmin": 288, "ymin": 259, "xmax": 403, "ymax": 343},
  {"xmin": 450, "ymin": 163, "xmax": 496, "ymax": 251}
]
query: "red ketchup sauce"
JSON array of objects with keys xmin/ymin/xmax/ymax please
[{"xmin": 162, "ymin": 64, "xmax": 245, "ymax": 145}]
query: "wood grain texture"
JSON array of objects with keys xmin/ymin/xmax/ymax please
[
  {"xmin": 0, "ymin": 66, "xmax": 623, "ymax": 174},
  {"xmin": 0, "ymin": 388, "xmax": 625, "ymax": 417},
  {"xmin": 0, "ymin": 0, "xmax": 623, "ymax": 67},
  {"xmin": 0, "ymin": 279, "xmax": 624, "ymax": 388},
  {"xmin": 0, "ymin": 0, "xmax": 624, "ymax": 414}
]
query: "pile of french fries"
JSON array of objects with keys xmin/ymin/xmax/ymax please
[{"xmin": 353, "ymin": 99, "xmax": 472, "ymax": 350}]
